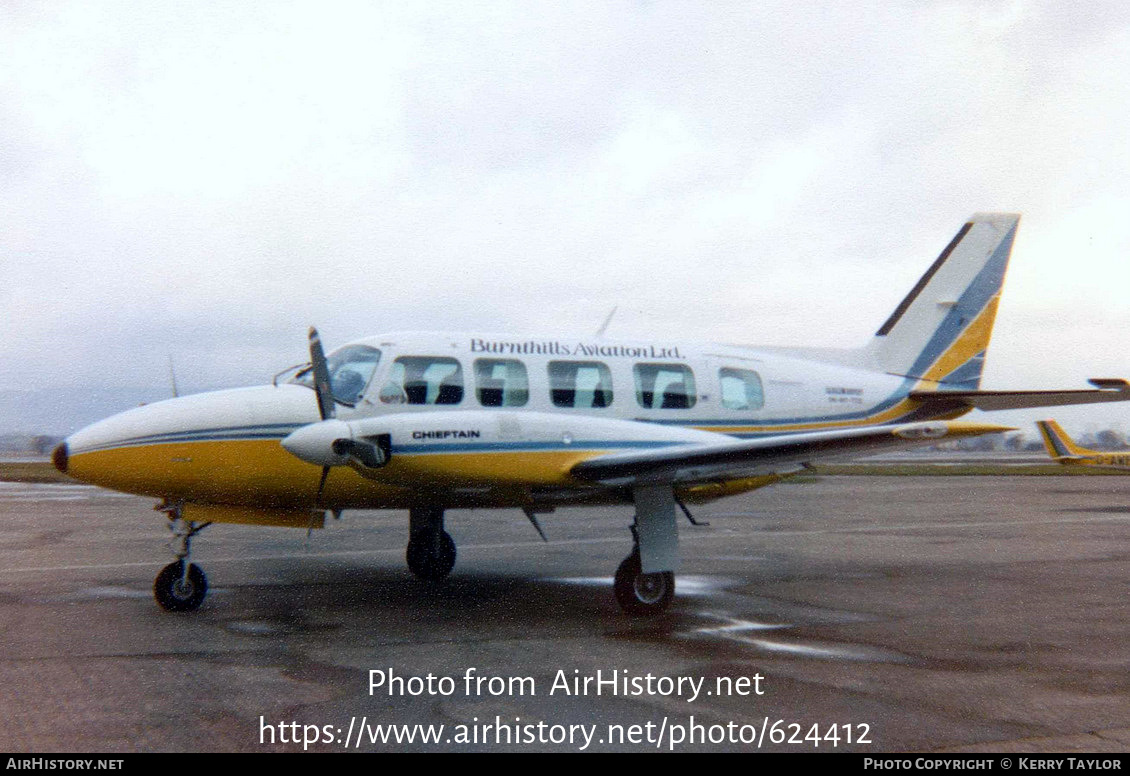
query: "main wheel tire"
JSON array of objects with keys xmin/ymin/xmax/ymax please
[
  {"xmin": 614, "ymin": 551, "xmax": 674, "ymax": 616},
  {"xmin": 154, "ymin": 560, "xmax": 208, "ymax": 612},
  {"xmin": 406, "ymin": 530, "xmax": 457, "ymax": 581}
]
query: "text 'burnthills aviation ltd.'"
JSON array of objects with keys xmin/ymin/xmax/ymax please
[{"xmin": 54, "ymin": 213, "xmax": 1130, "ymax": 614}]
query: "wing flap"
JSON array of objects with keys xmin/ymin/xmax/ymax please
[{"xmin": 571, "ymin": 421, "xmax": 1012, "ymax": 485}]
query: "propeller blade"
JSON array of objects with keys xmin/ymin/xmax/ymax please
[
  {"xmin": 315, "ymin": 464, "xmax": 331, "ymax": 508},
  {"xmin": 308, "ymin": 327, "xmax": 335, "ymax": 421}
]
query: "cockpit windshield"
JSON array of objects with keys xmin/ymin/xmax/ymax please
[{"xmin": 289, "ymin": 345, "xmax": 382, "ymax": 406}]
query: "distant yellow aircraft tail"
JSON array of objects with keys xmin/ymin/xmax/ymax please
[{"xmin": 1036, "ymin": 419, "xmax": 1092, "ymax": 460}]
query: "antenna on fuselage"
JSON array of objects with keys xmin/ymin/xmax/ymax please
[
  {"xmin": 168, "ymin": 355, "xmax": 179, "ymax": 398},
  {"xmin": 595, "ymin": 306, "xmax": 618, "ymax": 338}
]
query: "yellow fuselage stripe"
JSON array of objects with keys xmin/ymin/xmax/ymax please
[{"xmin": 68, "ymin": 440, "xmax": 615, "ymax": 510}]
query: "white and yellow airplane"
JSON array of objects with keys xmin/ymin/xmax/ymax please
[
  {"xmin": 1037, "ymin": 419, "xmax": 1130, "ymax": 469},
  {"xmin": 54, "ymin": 213, "xmax": 1130, "ymax": 615}
]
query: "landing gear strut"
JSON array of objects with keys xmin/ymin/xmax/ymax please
[
  {"xmin": 153, "ymin": 507, "xmax": 210, "ymax": 612},
  {"xmin": 406, "ymin": 506, "xmax": 456, "ymax": 581},
  {"xmin": 614, "ymin": 487, "xmax": 682, "ymax": 614}
]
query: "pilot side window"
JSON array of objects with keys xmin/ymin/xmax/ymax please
[
  {"xmin": 290, "ymin": 344, "xmax": 381, "ymax": 406},
  {"xmin": 547, "ymin": 361, "xmax": 613, "ymax": 408},
  {"xmin": 634, "ymin": 363, "xmax": 696, "ymax": 409},
  {"xmin": 380, "ymin": 356, "xmax": 464, "ymax": 405},
  {"xmin": 474, "ymin": 359, "xmax": 529, "ymax": 407}
]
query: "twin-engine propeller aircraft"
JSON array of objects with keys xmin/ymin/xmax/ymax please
[
  {"xmin": 1037, "ymin": 419, "xmax": 1130, "ymax": 470},
  {"xmin": 54, "ymin": 213, "xmax": 1130, "ymax": 614}
]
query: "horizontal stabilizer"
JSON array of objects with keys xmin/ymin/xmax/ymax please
[{"xmin": 910, "ymin": 379, "xmax": 1130, "ymax": 412}]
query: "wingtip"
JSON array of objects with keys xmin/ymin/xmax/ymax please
[{"xmin": 1088, "ymin": 378, "xmax": 1130, "ymax": 390}]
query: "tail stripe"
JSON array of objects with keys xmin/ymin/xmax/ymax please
[
  {"xmin": 902, "ymin": 223, "xmax": 1016, "ymax": 383},
  {"xmin": 937, "ymin": 351, "xmax": 986, "ymax": 390}
]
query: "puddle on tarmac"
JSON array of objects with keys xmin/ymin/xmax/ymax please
[
  {"xmin": 547, "ymin": 575, "xmax": 911, "ymax": 664},
  {"xmin": 679, "ymin": 612, "xmax": 914, "ymax": 663}
]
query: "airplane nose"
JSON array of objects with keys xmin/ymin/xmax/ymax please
[
  {"xmin": 61, "ymin": 384, "xmax": 322, "ymax": 499},
  {"xmin": 52, "ymin": 442, "xmax": 69, "ymax": 474}
]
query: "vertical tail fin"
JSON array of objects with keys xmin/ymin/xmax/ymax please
[
  {"xmin": 1036, "ymin": 419, "xmax": 1090, "ymax": 459},
  {"xmin": 870, "ymin": 213, "xmax": 1020, "ymax": 389}
]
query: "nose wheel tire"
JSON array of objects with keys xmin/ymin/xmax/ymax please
[
  {"xmin": 614, "ymin": 551, "xmax": 674, "ymax": 616},
  {"xmin": 154, "ymin": 560, "xmax": 208, "ymax": 612},
  {"xmin": 406, "ymin": 530, "xmax": 457, "ymax": 581}
]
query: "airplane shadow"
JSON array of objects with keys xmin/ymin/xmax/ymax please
[
  {"xmin": 186, "ymin": 559, "xmax": 908, "ymax": 664},
  {"xmin": 208, "ymin": 562, "xmax": 666, "ymax": 639}
]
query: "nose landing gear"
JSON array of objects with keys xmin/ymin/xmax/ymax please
[
  {"xmin": 154, "ymin": 559, "xmax": 207, "ymax": 612},
  {"xmin": 153, "ymin": 506, "xmax": 211, "ymax": 612}
]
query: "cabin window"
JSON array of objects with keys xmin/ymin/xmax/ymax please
[
  {"xmin": 719, "ymin": 367, "xmax": 764, "ymax": 410},
  {"xmin": 547, "ymin": 361, "xmax": 613, "ymax": 408},
  {"xmin": 380, "ymin": 356, "xmax": 464, "ymax": 405},
  {"xmin": 634, "ymin": 363, "xmax": 696, "ymax": 409},
  {"xmin": 290, "ymin": 344, "xmax": 381, "ymax": 406},
  {"xmin": 474, "ymin": 359, "xmax": 529, "ymax": 407}
]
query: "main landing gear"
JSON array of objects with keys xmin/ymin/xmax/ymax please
[
  {"xmin": 401, "ymin": 505, "xmax": 677, "ymax": 615},
  {"xmin": 613, "ymin": 525, "xmax": 676, "ymax": 616},
  {"xmin": 614, "ymin": 550, "xmax": 675, "ymax": 616},
  {"xmin": 406, "ymin": 506, "xmax": 456, "ymax": 581},
  {"xmin": 609, "ymin": 485, "xmax": 684, "ymax": 616},
  {"xmin": 153, "ymin": 507, "xmax": 211, "ymax": 612}
]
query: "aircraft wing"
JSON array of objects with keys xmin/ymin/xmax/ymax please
[
  {"xmin": 571, "ymin": 420, "xmax": 1010, "ymax": 486},
  {"xmin": 908, "ymin": 379, "xmax": 1130, "ymax": 412}
]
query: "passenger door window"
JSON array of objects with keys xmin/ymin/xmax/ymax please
[{"xmin": 719, "ymin": 367, "xmax": 764, "ymax": 410}]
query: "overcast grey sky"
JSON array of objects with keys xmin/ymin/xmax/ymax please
[{"xmin": 3, "ymin": 1, "xmax": 1130, "ymax": 436}]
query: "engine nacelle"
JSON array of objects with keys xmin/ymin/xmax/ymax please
[{"xmin": 281, "ymin": 410, "xmax": 719, "ymax": 486}]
